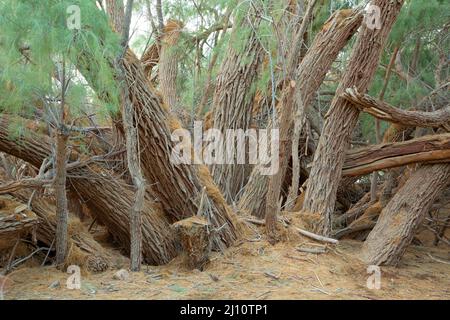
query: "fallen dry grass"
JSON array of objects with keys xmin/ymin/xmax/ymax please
[{"xmin": 3, "ymin": 230, "xmax": 449, "ymax": 300}]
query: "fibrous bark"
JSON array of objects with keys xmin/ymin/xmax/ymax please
[
  {"xmin": 342, "ymin": 133, "xmax": 450, "ymax": 177},
  {"xmin": 265, "ymin": 0, "xmax": 319, "ymax": 241},
  {"xmin": 75, "ymin": 39, "xmax": 240, "ymax": 249},
  {"xmin": 238, "ymin": 8, "xmax": 363, "ymax": 218},
  {"xmin": 10, "ymin": 191, "xmax": 113, "ymax": 272},
  {"xmin": 120, "ymin": 50, "xmax": 239, "ymax": 250},
  {"xmin": 362, "ymin": 163, "xmax": 450, "ymax": 266},
  {"xmin": 158, "ymin": 20, "xmax": 183, "ymax": 110},
  {"xmin": 209, "ymin": 3, "xmax": 266, "ymax": 202},
  {"xmin": 302, "ymin": 0, "xmax": 405, "ymax": 235}
]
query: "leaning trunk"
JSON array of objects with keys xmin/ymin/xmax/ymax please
[
  {"xmin": 361, "ymin": 163, "xmax": 450, "ymax": 266},
  {"xmin": 238, "ymin": 8, "xmax": 363, "ymax": 218},
  {"xmin": 302, "ymin": 0, "xmax": 405, "ymax": 235}
]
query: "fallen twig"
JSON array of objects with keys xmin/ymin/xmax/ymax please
[
  {"xmin": 297, "ymin": 246, "xmax": 327, "ymax": 254},
  {"xmin": 295, "ymin": 227, "xmax": 339, "ymax": 244},
  {"xmin": 427, "ymin": 253, "xmax": 450, "ymax": 265}
]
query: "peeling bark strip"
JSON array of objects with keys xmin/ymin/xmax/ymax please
[
  {"xmin": 0, "ymin": 118, "xmax": 177, "ymax": 265},
  {"xmin": 302, "ymin": 0, "xmax": 405, "ymax": 235},
  {"xmin": 210, "ymin": 3, "xmax": 266, "ymax": 202},
  {"xmin": 238, "ymin": 8, "xmax": 363, "ymax": 218},
  {"xmin": 342, "ymin": 133, "xmax": 450, "ymax": 176},
  {"xmin": 342, "ymin": 88, "xmax": 450, "ymax": 127},
  {"xmin": 362, "ymin": 163, "xmax": 450, "ymax": 266}
]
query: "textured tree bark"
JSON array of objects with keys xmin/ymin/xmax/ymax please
[
  {"xmin": 10, "ymin": 191, "xmax": 114, "ymax": 272},
  {"xmin": 158, "ymin": 20, "xmax": 183, "ymax": 110},
  {"xmin": 265, "ymin": 0, "xmax": 318, "ymax": 241},
  {"xmin": 54, "ymin": 130, "xmax": 69, "ymax": 266},
  {"xmin": 75, "ymin": 45, "xmax": 240, "ymax": 249},
  {"xmin": 238, "ymin": 8, "xmax": 363, "ymax": 218},
  {"xmin": 118, "ymin": 0, "xmax": 145, "ymax": 272},
  {"xmin": 0, "ymin": 206, "xmax": 38, "ymax": 237},
  {"xmin": 105, "ymin": 0, "xmax": 125, "ymax": 34},
  {"xmin": 342, "ymin": 88, "xmax": 450, "ymax": 127},
  {"xmin": 121, "ymin": 50, "xmax": 239, "ymax": 250},
  {"xmin": 302, "ymin": 0, "xmax": 405, "ymax": 235},
  {"xmin": 342, "ymin": 133, "xmax": 450, "ymax": 176},
  {"xmin": 361, "ymin": 163, "xmax": 450, "ymax": 266},
  {"xmin": 209, "ymin": 4, "xmax": 265, "ymax": 203},
  {"xmin": 0, "ymin": 117, "xmax": 177, "ymax": 265},
  {"xmin": 141, "ymin": 42, "xmax": 160, "ymax": 81},
  {"xmin": 55, "ymin": 61, "xmax": 69, "ymax": 266}
]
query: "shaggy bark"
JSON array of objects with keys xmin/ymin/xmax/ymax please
[
  {"xmin": 266, "ymin": 0, "xmax": 318, "ymax": 241},
  {"xmin": 120, "ymin": 50, "xmax": 239, "ymax": 250},
  {"xmin": 54, "ymin": 129, "xmax": 69, "ymax": 266},
  {"xmin": 10, "ymin": 191, "xmax": 114, "ymax": 272},
  {"xmin": 362, "ymin": 163, "xmax": 450, "ymax": 266},
  {"xmin": 105, "ymin": 0, "xmax": 125, "ymax": 34},
  {"xmin": 75, "ymin": 42, "xmax": 240, "ymax": 249},
  {"xmin": 0, "ymin": 206, "xmax": 38, "ymax": 237},
  {"xmin": 209, "ymin": 4, "xmax": 265, "ymax": 202},
  {"xmin": 141, "ymin": 42, "xmax": 160, "ymax": 81},
  {"xmin": 238, "ymin": 8, "xmax": 363, "ymax": 218},
  {"xmin": 302, "ymin": 0, "xmax": 405, "ymax": 235},
  {"xmin": 158, "ymin": 20, "xmax": 183, "ymax": 110}
]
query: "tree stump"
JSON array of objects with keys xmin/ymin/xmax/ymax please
[{"xmin": 172, "ymin": 216, "xmax": 212, "ymax": 270}]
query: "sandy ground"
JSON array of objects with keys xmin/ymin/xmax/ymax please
[{"xmin": 2, "ymin": 235, "xmax": 449, "ymax": 300}]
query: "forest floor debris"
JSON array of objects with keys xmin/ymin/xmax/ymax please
[{"xmin": 2, "ymin": 234, "xmax": 449, "ymax": 300}]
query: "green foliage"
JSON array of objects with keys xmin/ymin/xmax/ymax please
[{"xmin": 0, "ymin": 0, "xmax": 121, "ymax": 129}]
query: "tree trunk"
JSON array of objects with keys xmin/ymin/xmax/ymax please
[
  {"xmin": 238, "ymin": 8, "xmax": 363, "ymax": 218},
  {"xmin": 105, "ymin": 0, "xmax": 125, "ymax": 34},
  {"xmin": 120, "ymin": 50, "xmax": 240, "ymax": 250},
  {"xmin": 54, "ymin": 129, "xmax": 69, "ymax": 266},
  {"xmin": 209, "ymin": 3, "xmax": 265, "ymax": 202},
  {"xmin": 361, "ymin": 163, "xmax": 450, "ymax": 266},
  {"xmin": 11, "ymin": 191, "xmax": 114, "ymax": 272},
  {"xmin": 302, "ymin": 0, "xmax": 405, "ymax": 235},
  {"xmin": 75, "ymin": 29, "xmax": 241, "ymax": 250},
  {"xmin": 265, "ymin": 0, "xmax": 318, "ymax": 241},
  {"xmin": 158, "ymin": 20, "xmax": 183, "ymax": 111}
]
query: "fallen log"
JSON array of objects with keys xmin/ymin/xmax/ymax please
[
  {"xmin": 361, "ymin": 163, "xmax": 450, "ymax": 266},
  {"xmin": 0, "ymin": 178, "xmax": 51, "ymax": 195},
  {"xmin": 0, "ymin": 117, "xmax": 178, "ymax": 265},
  {"xmin": 8, "ymin": 192, "xmax": 113, "ymax": 272},
  {"xmin": 0, "ymin": 197, "xmax": 38, "ymax": 240},
  {"xmin": 342, "ymin": 133, "xmax": 450, "ymax": 177}
]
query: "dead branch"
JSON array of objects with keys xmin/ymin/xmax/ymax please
[{"xmin": 342, "ymin": 88, "xmax": 450, "ymax": 127}]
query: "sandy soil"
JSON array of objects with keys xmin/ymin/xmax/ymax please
[{"xmin": 2, "ymin": 235, "xmax": 449, "ymax": 300}]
